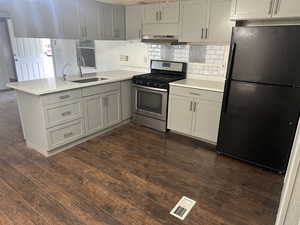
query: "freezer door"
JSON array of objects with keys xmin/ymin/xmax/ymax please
[
  {"xmin": 217, "ymin": 81, "xmax": 300, "ymax": 172},
  {"xmin": 231, "ymin": 26, "xmax": 300, "ymax": 86}
]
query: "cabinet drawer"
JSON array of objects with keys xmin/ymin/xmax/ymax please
[
  {"xmin": 170, "ymin": 86, "xmax": 223, "ymax": 102},
  {"xmin": 82, "ymin": 82, "xmax": 120, "ymax": 97},
  {"xmin": 47, "ymin": 119, "xmax": 85, "ymax": 150},
  {"xmin": 42, "ymin": 89, "xmax": 82, "ymax": 105},
  {"xmin": 44, "ymin": 100, "xmax": 83, "ymax": 128}
]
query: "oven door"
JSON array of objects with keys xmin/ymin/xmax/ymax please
[{"xmin": 133, "ymin": 85, "xmax": 168, "ymax": 121}]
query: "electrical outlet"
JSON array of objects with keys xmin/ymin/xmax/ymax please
[{"xmin": 120, "ymin": 55, "xmax": 128, "ymax": 62}]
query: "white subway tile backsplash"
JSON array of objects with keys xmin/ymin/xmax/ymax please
[{"xmin": 147, "ymin": 43, "xmax": 229, "ymax": 76}]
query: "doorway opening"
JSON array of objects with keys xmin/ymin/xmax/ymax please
[{"xmin": 4, "ymin": 19, "xmax": 55, "ymax": 82}]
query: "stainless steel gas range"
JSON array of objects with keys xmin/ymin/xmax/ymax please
[{"xmin": 132, "ymin": 60, "xmax": 187, "ymax": 132}]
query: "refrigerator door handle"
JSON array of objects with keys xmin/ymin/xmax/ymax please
[{"xmin": 227, "ymin": 42, "xmax": 236, "ymax": 80}]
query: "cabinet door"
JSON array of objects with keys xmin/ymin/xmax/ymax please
[
  {"xmin": 273, "ymin": 0, "xmax": 300, "ymax": 18},
  {"xmin": 84, "ymin": 95, "xmax": 104, "ymax": 135},
  {"xmin": 232, "ymin": 0, "xmax": 273, "ymax": 20},
  {"xmin": 113, "ymin": 5, "xmax": 125, "ymax": 40},
  {"xmin": 0, "ymin": 0, "xmax": 12, "ymax": 16},
  {"xmin": 11, "ymin": 0, "xmax": 58, "ymax": 38},
  {"xmin": 121, "ymin": 80, "xmax": 132, "ymax": 120},
  {"xmin": 143, "ymin": 4, "xmax": 159, "ymax": 24},
  {"xmin": 159, "ymin": 1, "xmax": 180, "ymax": 24},
  {"xmin": 207, "ymin": 0, "xmax": 233, "ymax": 44},
  {"xmin": 98, "ymin": 2, "xmax": 114, "ymax": 40},
  {"xmin": 53, "ymin": 0, "xmax": 80, "ymax": 39},
  {"xmin": 102, "ymin": 91, "xmax": 121, "ymax": 128},
  {"xmin": 78, "ymin": 0, "xmax": 98, "ymax": 40},
  {"xmin": 167, "ymin": 95, "xmax": 194, "ymax": 135},
  {"xmin": 126, "ymin": 5, "xmax": 143, "ymax": 40},
  {"xmin": 180, "ymin": 0, "xmax": 209, "ymax": 42},
  {"xmin": 193, "ymin": 100, "xmax": 222, "ymax": 143}
]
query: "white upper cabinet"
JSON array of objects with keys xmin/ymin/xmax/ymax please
[
  {"xmin": 78, "ymin": 0, "xmax": 99, "ymax": 40},
  {"xmin": 180, "ymin": 0, "xmax": 209, "ymax": 42},
  {"xmin": 180, "ymin": 0, "xmax": 232, "ymax": 43},
  {"xmin": 143, "ymin": 4, "xmax": 160, "ymax": 24},
  {"xmin": 113, "ymin": 5, "xmax": 126, "ymax": 40},
  {"xmin": 143, "ymin": 1, "xmax": 180, "ymax": 24},
  {"xmin": 0, "ymin": 0, "xmax": 12, "ymax": 17},
  {"xmin": 273, "ymin": 0, "xmax": 300, "ymax": 18},
  {"xmin": 53, "ymin": 0, "xmax": 80, "ymax": 39},
  {"xmin": 160, "ymin": 2, "xmax": 180, "ymax": 23},
  {"xmin": 207, "ymin": 0, "xmax": 234, "ymax": 43},
  {"xmin": 11, "ymin": 0, "xmax": 58, "ymax": 38},
  {"xmin": 231, "ymin": 0, "xmax": 300, "ymax": 20},
  {"xmin": 231, "ymin": 0, "xmax": 274, "ymax": 20},
  {"xmin": 126, "ymin": 5, "xmax": 143, "ymax": 40},
  {"xmin": 98, "ymin": 2, "xmax": 125, "ymax": 40}
]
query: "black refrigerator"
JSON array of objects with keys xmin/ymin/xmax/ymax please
[{"xmin": 217, "ymin": 26, "xmax": 300, "ymax": 173}]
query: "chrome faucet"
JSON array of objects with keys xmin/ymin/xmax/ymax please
[
  {"xmin": 62, "ymin": 63, "xmax": 72, "ymax": 81},
  {"xmin": 62, "ymin": 63, "xmax": 83, "ymax": 81}
]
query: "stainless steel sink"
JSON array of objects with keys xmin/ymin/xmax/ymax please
[{"xmin": 72, "ymin": 77, "xmax": 108, "ymax": 83}]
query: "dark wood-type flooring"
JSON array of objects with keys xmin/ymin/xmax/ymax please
[{"xmin": 0, "ymin": 90, "xmax": 283, "ymax": 225}]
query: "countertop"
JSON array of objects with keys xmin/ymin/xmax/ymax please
[
  {"xmin": 7, "ymin": 70, "xmax": 142, "ymax": 96},
  {"xmin": 170, "ymin": 78, "xmax": 225, "ymax": 93}
]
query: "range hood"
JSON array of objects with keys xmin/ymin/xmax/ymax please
[{"xmin": 142, "ymin": 35, "xmax": 181, "ymax": 44}]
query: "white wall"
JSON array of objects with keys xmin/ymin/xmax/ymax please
[
  {"xmin": 51, "ymin": 39, "xmax": 80, "ymax": 77},
  {"xmin": 0, "ymin": 20, "xmax": 15, "ymax": 89},
  {"xmin": 284, "ymin": 166, "xmax": 300, "ymax": 225},
  {"xmin": 52, "ymin": 39, "xmax": 229, "ymax": 80}
]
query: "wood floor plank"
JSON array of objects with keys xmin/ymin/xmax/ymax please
[
  {"xmin": 75, "ymin": 135, "xmax": 278, "ymax": 224},
  {"xmin": 0, "ymin": 91, "xmax": 283, "ymax": 225},
  {"xmin": 0, "ymin": 158, "xmax": 89, "ymax": 225},
  {"xmin": 11, "ymin": 144, "xmax": 162, "ymax": 225},
  {"xmin": 0, "ymin": 210, "xmax": 16, "ymax": 225}
]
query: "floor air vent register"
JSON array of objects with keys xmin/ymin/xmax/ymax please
[{"xmin": 170, "ymin": 196, "xmax": 196, "ymax": 220}]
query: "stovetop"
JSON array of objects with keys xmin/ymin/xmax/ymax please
[{"xmin": 132, "ymin": 73, "xmax": 185, "ymax": 89}]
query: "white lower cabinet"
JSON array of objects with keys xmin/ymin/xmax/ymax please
[
  {"xmin": 102, "ymin": 90, "xmax": 121, "ymax": 128},
  {"xmin": 47, "ymin": 119, "xmax": 85, "ymax": 150},
  {"xmin": 168, "ymin": 86, "xmax": 223, "ymax": 143},
  {"xmin": 84, "ymin": 95, "xmax": 104, "ymax": 136},
  {"xmin": 84, "ymin": 87, "xmax": 121, "ymax": 135},
  {"xmin": 193, "ymin": 100, "xmax": 222, "ymax": 142},
  {"xmin": 16, "ymin": 80, "xmax": 129, "ymax": 156},
  {"xmin": 168, "ymin": 95, "xmax": 194, "ymax": 135}
]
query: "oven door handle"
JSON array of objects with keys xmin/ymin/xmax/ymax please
[{"xmin": 132, "ymin": 84, "xmax": 168, "ymax": 92}]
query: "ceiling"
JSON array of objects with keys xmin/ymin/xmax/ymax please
[{"xmin": 96, "ymin": 0, "xmax": 166, "ymax": 5}]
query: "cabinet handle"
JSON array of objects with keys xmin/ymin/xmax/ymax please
[
  {"xmin": 61, "ymin": 111, "xmax": 71, "ymax": 117},
  {"xmin": 274, "ymin": 0, "xmax": 280, "ymax": 14},
  {"xmin": 193, "ymin": 102, "xmax": 197, "ymax": 112},
  {"xmin": 64, "ymin": 132, "xmax": 73, "ymax": 138},
  {"xmin": 159, "ymin": 11, "xmax": 162, "ymax": 21},
  {"xmin": 268, "ymin": 0, "xmax": 274, "ymax": 15},
  {"xmin": 205, "ymin": 28, "xmax": 208, "ymax": 39},
  {"xmin": 156, "ymin": 11, "xmax": 159, "ymax": 21},
  {"xmin": 190, "ymin": 92, "xmax": 200, "ymax": 96},
  {"xmin": 81, "ymin": 26, "xmax": 84, "ymax": 38},
  {"xmin": 190, "ymin": 101, "xmax": 193, "ymax": 111},
  {"xmin": 201, "ymin": 28, "xmax": 204, "ymax": 39},
  {"xmin": 59, "ymin": 95, "xmax": 70, "ymax": 100},
  {"xmin": 85, "ymin": 26, "xmax": 87, "ymax": 38}
]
